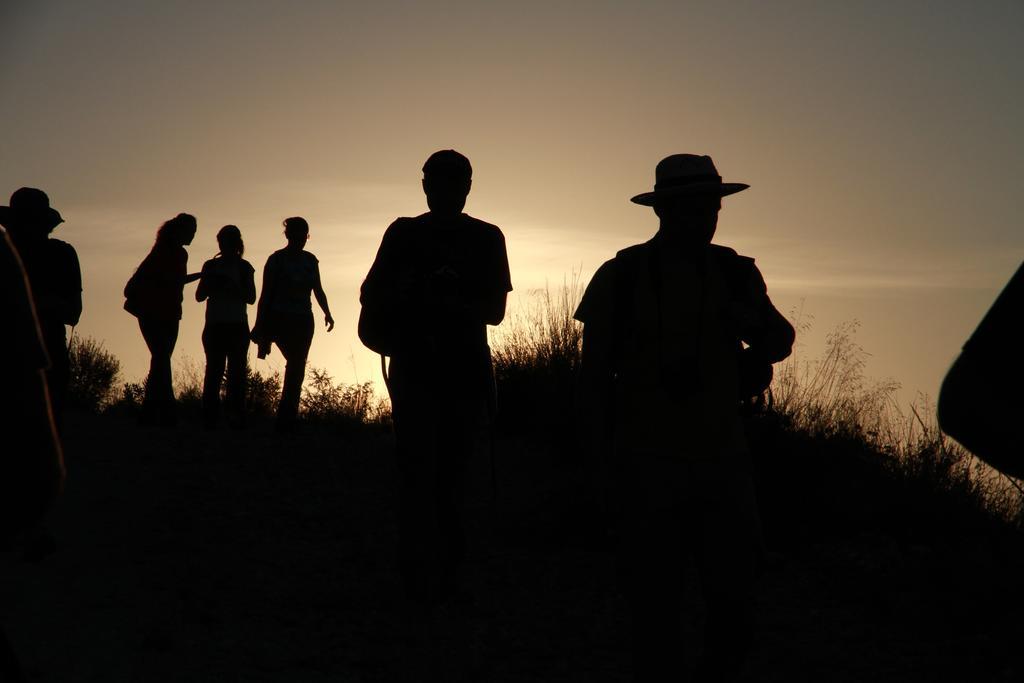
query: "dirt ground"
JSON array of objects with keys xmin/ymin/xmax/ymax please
[{"xmin": 1, "ymin": 412, "xmax": 1020, "ymax": 682}]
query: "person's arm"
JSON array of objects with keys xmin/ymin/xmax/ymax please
[
  {"xmin": 312, "ymin": 263, "xmax": 334, "ymax": 331},
  {"xmin": 64, "ymin": 245, "xmax": 83, "ymax": 326},
  {"xmin": 254, "ymin": 255, "xmax": 277, "ymax": 324},
  {"xmin": 243, "ymin": 262, "xmax": 257, "ymax": 305},
  {"xmin": 449, "ymin": 225, "xmax": 511, "ymax": 326},
  {"xmin": 574, "ymin": 261, "xmax": 618, "ymax": 520},
  {"xmin": 736, "ymin": 263, "xmax": 795, "ymax": 364},
  {"xmin": 360, "ymin": 220, "xmax": 413, "ymax": 311},
  {"xmin": 574, "ymin": 262, "xmax": 616, "ymax": 459},
  {"xmin": 480, "ymin": 290, "xmax": 507, "ymax": 326},
  {"xmin": 195, "ymin": 262, "xmax": 210, "ymax": 302}
]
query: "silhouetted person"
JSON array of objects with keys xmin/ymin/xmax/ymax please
[
  {"xmin": 123, "ymin": 213, "xmax": 201, "ymax": 427},
  {"xmin": 1, "ymin": 188, "xmax": 81, "ymax": 427},
  {"xmin": 939, "ymin": 260, "xmax": 1024, "ymax": 478},
  {"xmin": 196, "ymin": 225, "xmax": 256, "ymax": 429},
  {"xmin": 251, "ymin": 217, "xmax": 334, "ymax": 433},
  {"xmin": 359, "ymin": 150, "xmax": 512, "ymax": 613},
  {"xmin": 0, "ymin": 225, "xmax": 65, "ymax": 682},
  {"xmin": 575, "ymin": 155, "xmax": 794, "ymax": 682}
]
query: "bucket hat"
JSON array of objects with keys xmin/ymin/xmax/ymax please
[
  {"xmin": 631, "ymin": 154, "xmax": 748, "ymax": 206},
  {"xmin": 0, "ymin": 187, "xmax": 64, "ymax": 232}
]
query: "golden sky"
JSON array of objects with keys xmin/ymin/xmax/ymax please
[{"xmin": 2, "ymin": 0, "xmax": 1022, "ymax": 407}]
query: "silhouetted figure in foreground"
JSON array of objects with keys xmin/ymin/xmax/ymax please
[
  {"xmin": 939, "ymin": 260, "xmax": 1024, "ymax": 478},
  {"xmin": 124, "ymin": 213, "xmax": 201, "ymax": 427},
  {"xmin": 575, "ymin": 155, "xmax": 794, "ymax": 682},
  {"xmin": 251, "ymin": 217, "xmax": 334, "ymax": 433},
  {"xmin": 359, "ymin": 150, "xmax": 512, "ymax": 615},
  {"xmin": 1, "ymin": 188, "xmax": 81, "ymax": 427},
  {"xmin": 196, "ymin": 225, "xmax": 256, "ymax": 429},
  {"xmin": 0, "ymin": 226, "xmax": 65, "ymax": 682}
]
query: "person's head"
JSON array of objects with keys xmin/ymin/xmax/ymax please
[
  {"xmin": 216, "ymin": 224, "xmax": 244, "ymax": 257},
  {"xmin": 631, "ymin": 154, "xmax": 748, "ymax": 249},
  {"xmin": 0, "ymin": 187, "xmax": 64, "ymax": 239},
  {"xmin": 155, "ymin": 213, "xmax": 197, "ymax": 249},
  {"xmin": 283, "ymin": 216, "xmax": 308, "ymax": 248},
  {"xmin": 422, "ymin": 150, "xmax": 472, "ymax": 216},
  {"xmin": 653, "ymin": 194, "xmax": 722, "ymax": 248}
]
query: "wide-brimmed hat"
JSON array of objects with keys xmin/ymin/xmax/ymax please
[
  {"xmin": 0, "ymin": 187, "xmax": 64, "ymax": 231},
  {"xmin": 630, "ymin": 154, "xmax": 749, "ymax": 206}
]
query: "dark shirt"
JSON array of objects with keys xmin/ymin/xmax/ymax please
[
  {"xmin": 574, "ymin": 240, "xmax": 794, "ymax": 456},
  {"xmin": 130, "ymin": 244, "xmax": 188, "ymax": 321},
  {"xmin": 10, "ymin": 236, "xmax": 82, "ymax": 335},
  {"xmin": 361, "ymin": 212, "xmax": 512, "ymax": 361}
]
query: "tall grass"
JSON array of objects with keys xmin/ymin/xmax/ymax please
[
  {"xmin": 768, "ymin": 309, "xmax": 1023, "ymax": 523},
  {"xmin": 490, "ymin": 275, "xmax": 584, "ymax": 446}
]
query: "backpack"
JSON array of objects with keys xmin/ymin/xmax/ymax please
[
  {"xmin": 122, "ymin": 260, "xmax": 149, "ymax": 318},
  {"xmin": 357, "ymin": 302, "xmax": 397, "ymax": 357}
]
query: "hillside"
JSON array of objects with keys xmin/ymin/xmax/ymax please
[{"xmin": 3, "ymin": 404, "xmax": 1023, "ymax": 682}]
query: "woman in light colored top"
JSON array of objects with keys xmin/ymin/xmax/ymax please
[
  {"xmin": 196, "ymin": 225, "xmax": 256, "ymax": 428},
  {"xmin": 252, "ymin": 216, "xmax": 334, "ymax": 432}
]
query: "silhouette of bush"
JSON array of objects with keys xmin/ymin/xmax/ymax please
[
  {"xmin": 246, "ymin": 366, "xmax": 281, "ymax": 417},
  {"xmin": 300, "ymin": 367, "xmax": 390, "ymax": 432},
  {"xmin": 103, "ymin": 381, "xmax": 145, "ymax": 417},
  {"xmin": 67, "ymin": 335, "xmax": 122, "ymax": 413}
]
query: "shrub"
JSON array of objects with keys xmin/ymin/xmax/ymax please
[
  {"xmin": 300, "ymin": 366, "xmax": 390, "ymax": 431},
  {"xmin": 247, "ymin": 366, "xmax": 281, "ymax": 417},
  {"xmin": 67, "ymin": 335, "xmax": 121, "ymax": 413}
]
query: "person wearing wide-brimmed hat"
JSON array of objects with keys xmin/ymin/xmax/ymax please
[
  {"xmin": 1, "ymin": 188, "xmax": 82, "ymax": 426},
  {"xmin": 574, "ymin": 154, "xmax": 794, "ymax": 681}
]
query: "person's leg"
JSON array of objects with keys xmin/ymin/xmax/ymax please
[
  {"xmin": 692, "ymin": 459, "xmax": 761, "ymax": 683},
  {"xmin": 397, "ymin": 411, "xmax": 440, "ymax": 606},
  {"xmin": 389, "ymin": 358, "xmax": 444, "ymax": 607},
  {"xmin": 618, "ymin": 462, "xmax": 688, "ymax": 682},
  {"xmin": 274, "ymin": 314, "xmax": 313, "ymax": 431},
  {"xmin": 41, "ymin": 324, "xmax": 68, "ymax": 428},
  {"xmin": 139, "ymin": 317, "xmax": 178, "ymax": 426},
  {"xmin": 224, "ymin": 323, "xmax": 250, "ymax": 427},
  {"xmin": 435, "ymin": 399, "xmax": 474, "ymax": 599},
  {"xmin": 201, "ymin": 325, "xmax": 228, "ymax": 428}
]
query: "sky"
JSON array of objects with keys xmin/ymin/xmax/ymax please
[{"xmin": 2, "ymin": 0, "xmax": 1022, "ymax": 409}]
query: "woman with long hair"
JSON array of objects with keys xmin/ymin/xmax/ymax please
[
  {"xmin": 196, "ymin": 225, "xmax": 256, "ymax": 428},
  {"xmin": 124, "ymin": 213, "xmax": 200, "ymax": 427},
  {"xmin": 252, "ymin": 216, "xmax": 334, "ymax": 433}
]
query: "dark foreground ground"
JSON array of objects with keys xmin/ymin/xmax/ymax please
[{"xmin": 2, "ymin": 411, "xmax": 1022, "ymax": 682}]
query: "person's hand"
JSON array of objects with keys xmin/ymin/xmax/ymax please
[{"xmin": 325, "ymin": 314, "xmax": 335, "ymax": 332}]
